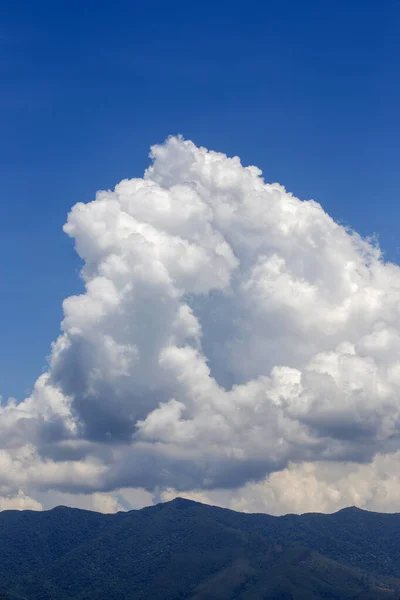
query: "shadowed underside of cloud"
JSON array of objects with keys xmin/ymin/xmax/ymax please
[{"xmin": 2, "ymin": 135, "xmax": 400, "ymax": 514}]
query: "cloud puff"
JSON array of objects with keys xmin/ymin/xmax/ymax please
[
  {"xmin": 2, "ymin": 135, "xmax": 400, "ymax": 513},
  {"xmin": 161, "ymin": 451, "xmax": 400, "ymax": 515},
  {"xmin": 0, "ymin": 491, "xmax": 42, "ymax": 511}
]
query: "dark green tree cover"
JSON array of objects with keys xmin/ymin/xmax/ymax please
[{"xmin": 1, "ymin": 498, "xmax": 400, "ymax": 599}]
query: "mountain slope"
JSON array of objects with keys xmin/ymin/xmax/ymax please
[
  {"xmin": 0, "ymin": 505, "xmax": 121, "ymax": 590},
  {"xmin": 1, "ymin": 498, "xmax": 400, "ymax": 600}
]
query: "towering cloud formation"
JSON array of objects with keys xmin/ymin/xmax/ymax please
[{"xmin": 2, "ymin": 136, "xmax": 400, "ymax": 513}]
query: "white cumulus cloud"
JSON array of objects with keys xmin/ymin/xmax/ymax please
[{"xmin": 2, "ymin": 135, "xmax": 400, "ymax": 514}]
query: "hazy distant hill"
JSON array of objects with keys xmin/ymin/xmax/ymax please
[{"xmin": 1, "ymin": 498, "xmax": 400, "ymax": 600}]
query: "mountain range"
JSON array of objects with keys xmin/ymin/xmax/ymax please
[{"xmin": 1, "ymin": 498, "xmax": 400, "ymax": 600}]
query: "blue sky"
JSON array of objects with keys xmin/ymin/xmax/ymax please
[{"xmin": 1, "ymin": 0, "xmax": 399, "ymax": 402}]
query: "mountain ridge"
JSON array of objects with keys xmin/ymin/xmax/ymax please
[
  {"xmin": 3, "ymin": 497, "xmax": 388, "ymax": 517},
  {"xmin": 1, "ymin": 498, "xmax": 400, "ymax": 599}
]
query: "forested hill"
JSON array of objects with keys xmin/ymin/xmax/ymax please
[{"xmin": 1, "ymin": 498, "xmax": 400, "ymax": 600}]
